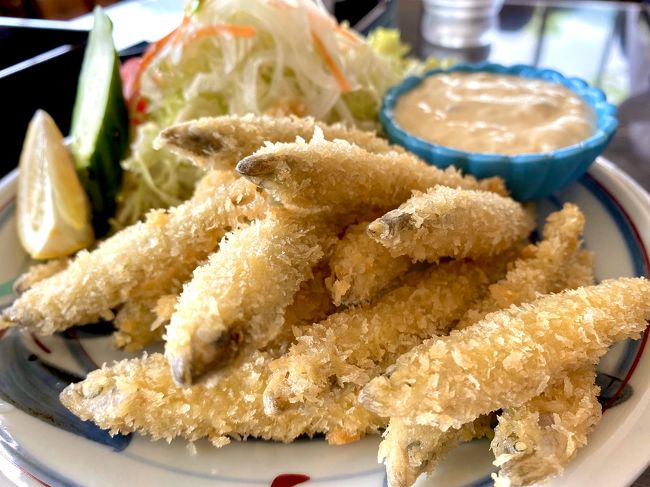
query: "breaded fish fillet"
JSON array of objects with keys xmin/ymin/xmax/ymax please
[
  {"xmin": 327, "ymin": 221, "xmax": 412, "ymax": 305},
  {"xmin": 263, "ymin": 257, "xmax": 512, "ymax": 414},
  {"xmin": 367, "ymin": 186, "xmax": 535, "ymax": 262},
  {"xmin": 60, "ymin": 352, "xmax": 383, "ymax": 446},
  {"xmin": 3, "ymin": 172, "xmax": 266, "ymax": 334},
  {"xmin": 379, "ymin": 415, "xmax": 494, "ymax": 487},
  {"xmin": 359, "ymin": 278, "xmax": 650, "ymax": 431},
  {"xmin": 155, "ymin": 114, "xmax": 400, "ymax": 170},
  {"xmin": 492, "ymin": 368, "xmax": 601, "ymax": 487},
  {"xmin": 459, "ymin": 203, "xmax": 585, "ymax": 328},
  {"xmin": 378, "ymin": 245, "xmax": 596, "ymax": 487},
  {"xmin": 165, "ymin": 210, "xmax": 327, "ymax": 386},
  {"xmin": 12, "ymin": 258, "xmax": 69, "ymax": 294},
  {"xmin": 236, "ymin": 128, "xmax": 507, "ymax": 215}
]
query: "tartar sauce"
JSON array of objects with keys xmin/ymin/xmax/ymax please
[{"xmin": 393, "ymin": 72, "xmax": 595, "ymax": 155}]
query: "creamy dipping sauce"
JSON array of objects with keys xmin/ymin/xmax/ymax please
[{"xmin": 393, "ymin": 72, "xmax": 595, "ymax": 155}]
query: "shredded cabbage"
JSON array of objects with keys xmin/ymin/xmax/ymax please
[{"xmin": 116, "ymin": 0, "xmax": 440, "ymax": 226}]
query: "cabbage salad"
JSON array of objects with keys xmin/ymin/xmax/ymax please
[{"xmin": 117, "ymin": 0, "xmax": 440, "ymax": 226}]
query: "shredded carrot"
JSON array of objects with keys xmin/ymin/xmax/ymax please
[
  {"xmin": 311, "ymin": 30, "xmax": 352, "ymax": 93},
  {"xmin": 184, "ymin": 24, "xmax": 257, "ymax": 44},
  {"xmin": 132, "ymin": 16, "xmax": 191, "ymax": 100}
]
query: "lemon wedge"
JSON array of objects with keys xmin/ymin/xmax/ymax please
[{"xmin": 17, "ymin": 110, "xmax": 94, "ymax": 259}]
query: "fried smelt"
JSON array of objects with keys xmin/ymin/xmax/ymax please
[
  {"xmin": 155, "ymin": 114, "xmax": 400, "ymax": 170},
  {"xmin": 377, "ymin": 248, "xmax": 595, "ymax": 487},
  {"xmin": 556, "ymin": 250, "xmax": 595, "ymax": 290},
  {"xmin": 165, "ymin": 211, "xmax": 326, "ymax": 386},
  {"xmin": 359, "ymin": 278, "xmax": 650, "ymax": 431},
  {"xmin": 60, "ymin": 352, "xmax": 383, "ymax": 446},
  {"xmin": 263, "ymin": 258, "xmax": 510, "ymax": 414},
  {"xmin": 367, "ymin": 186, "xmax": 534, "ymax": 262},
  {"xmin": 459, "ymin": 203, "xmax": 585, "ymax": 328},
  {"xmin": 113, "ymin": 293, "xmax": 176, "ymax": 352},
  {"xmin": 13, "ymin": 259, "xmax": 68, "ymax": 294},
  {"xmin": 262, "ymin": 264, "xmax": 336, "ymax": 358},
  {"xmin": 236, "ymin": 128, "xmax": 507, "ymax": 215},
  {"xmin": 492, "ymin": 368, "xmax": 601, "ymax": 487},
  {"xmin": 456, "ymin": 204, "xmax": 585, "ymax": 328},
  {"xmin": 3, "ymin": 172, "xmax": 266, "ymax": 334},
  {"xmin": 380, "ymin": 416, "xmax": 494, "ymax": 487},
  {"xmin": 327, "ymin": 221, "xmax": 412, "ymax": 305}
]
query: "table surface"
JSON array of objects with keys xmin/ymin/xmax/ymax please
[{"xmin": 3, "ymin": 0, "xmax": 650, "ymax": 485}]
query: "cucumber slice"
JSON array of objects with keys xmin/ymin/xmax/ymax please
[{"xmin": 70, "ymin": 7, "xmax": 128, "ymax": 236}]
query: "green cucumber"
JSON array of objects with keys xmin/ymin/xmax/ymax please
[{"xmin": 70, "ymin": 7, "xmax": 128, "ymax": 236}]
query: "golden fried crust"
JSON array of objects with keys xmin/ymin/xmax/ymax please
[
  {"xmin": 60, "ymin": 353, "xmax": 383, "ymax": 446},
  {"xmin": 13, "ymin": 259, "xmax": 69, "ymax": 294},
  {"xmin": 113, "ymin": 298, "xmax": 165, "ymax": 352},
  {"xmin": 236, "ymin": 128, "xmax": 507, "ymax": 216},
  {"xmin": 367, "ymin": 186, "xmax": 535, "ymax": 263},
  {"xmin": 380, "ymin": 416, "xmax": 494, "ymax": 487},
  {"xmin": 555, "ymin": 250, "xmax": 595, "ymax": 290},
  {"xmin": 164, "ymin": 211, "xmax": 327, "ymax": 386},
  {"xmin": 492, "ymin": 368, "xmax": 601, "ymax": 487},
  {"xmin": 378, "ymin": 239, "xmax": 596, "ymax": 487},
  {"xmin": 459, "ymin": 203, "xmax": 586, "ymax": 328},
  {"xmin": 3, "ymin": 172, "xmax": 267, "ymax": 334},
  {"xmin": 155, "ymin": 114, "xmax": 401, "ymax": 170},
  {"xmin": 359, "ymin": 278, "xmax": 650, "ymax": 431},
  {"xmin": 264, "ymin": 264, "xmax": 336, "ymax": 358},
  {"xmin": 327, "ymin": 221, "xmax": 412, "ymax": 306},
  {"xmin": 263, "ymin": 257, "xmax": 513, "ymax": 415}
]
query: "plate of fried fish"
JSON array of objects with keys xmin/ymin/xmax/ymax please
[
  {"xmin": 1, "ymin": 1, "xmax": 650, "ymax": 487},
  {"xmin": 1, "ymin": 116, "xmax": 650, "ymax": 487}
]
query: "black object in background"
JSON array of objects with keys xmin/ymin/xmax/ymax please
[
  {"xmin": 0, "ymin": 27, "xmax": 146, "ymax": 180},
  {"xmin": 0, "ymin": 24, "xmax": 88, "ymax": 178},
  {"xmin": 334, "ymin": 0, "xmax": 381, "ymax": 27},
  {"xmin": 334, "ymin": 0, "xmax": 396, "ymax": 35}
]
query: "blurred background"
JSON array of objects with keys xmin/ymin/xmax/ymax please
[
  {"xmin": 0, "ymin": 0, "xmax": 118, "ymax": 19},
  {"xmin": 0, "ymin": 0, "xmax": 645, "ymax": 20}
]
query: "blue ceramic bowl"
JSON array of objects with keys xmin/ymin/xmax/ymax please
[{"xmin": 380, "ymin": 62, "xmax": 618, "ymax": 200}]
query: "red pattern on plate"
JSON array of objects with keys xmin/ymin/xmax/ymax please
[{"xmin": 271, "ymin": 473, "xmax": 311, "ymax": 487}]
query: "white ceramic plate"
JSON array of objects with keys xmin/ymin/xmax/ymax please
[{"xmin": 0, "ymin": 158, "xmax": 649, "ymax": 487}]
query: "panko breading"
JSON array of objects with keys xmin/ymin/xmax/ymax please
[
  {"xmin": 113, "ymin": 297, "xmax": 165, "ymax": 352},
  {"xmin": 327, "ymin": 221, "xmax": 412, "ymax": 305},
  {"xmin": 265, "ymin": 264, "xmax": 336, "ymax": 358},
  {"xmin": 556, "ymin": 250, "xmax": 595, "ymax": 290},
  {"xmin": 459, "ymin": 203, "xmax": 586, "ymax": 328},
  {"xmin": 3, "ymin": 172, "xmax": 267, "ymax": 334},
  {"xmin": 491, "ymin": 368, "xmax": 601, "ymax": 487},
  {"xmin": 165, "ymin": 210, "xmax": 327, "ymax": 386},
  {"xmin": 152, "ymin": 294, "xmax": 178, "ymax": 329},
  {"xmin": 263, "ymin": 257, "xmax": 513, "ymax": 414},
  {"xmin": 359, "ymin": 278, "xmax": 650, "ymax": 431},
  {"xmin": 12, "ymin": 258, "xmax": 69, "ymax": 294},
  {"xmin": 379, "ymin": 416, "xmax": 494, "ymax": 487},
  {"xmin": 236, "ymin": 128, "xmax": 506, "ymax": 216},
  {"xmin": 60, "ymin": 352, "xmax": 383, "ymax": 446},
  {"xmin": 367, "ymin": 186, "xmax": 535, "ymax": 262},
  {"xmin": 378, "ymin": 244, "xmax": 596, "ymax": 487},
  {"xmin": 155, "ymin": 114, "xmax": 401, "ymax": 170}
]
